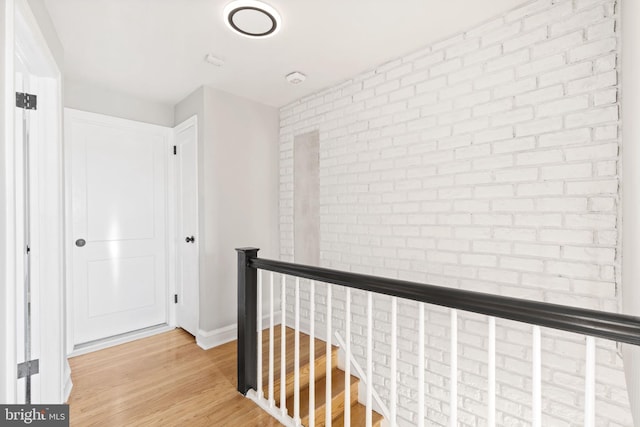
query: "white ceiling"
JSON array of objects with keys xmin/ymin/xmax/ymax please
[{"xmin": 43, "ymin": 0, "xmax": 524, "ymax": 108}]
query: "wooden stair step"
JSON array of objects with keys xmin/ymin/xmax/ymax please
[
  {"xmin": 256, "ymin": 326, "xmax": 385, "ymax": 427},
  {"xmin": 291, "ymin": 366, "xmax": 358, "ymax": 426},
  {"xmin": 261, "ymin": 327, "xmax": 338, "ymax": 404},
  {"xmin": 331, "ymin": 402, "xmax": 384, "ymax": 427}
]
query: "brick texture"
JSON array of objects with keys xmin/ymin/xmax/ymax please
[{"xmin": 278, "ymin": 0, "xmax": 630, "ymax": 425}]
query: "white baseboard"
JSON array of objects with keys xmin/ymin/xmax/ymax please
[
  {"xmin": 197, "ymin": 324, "xmax": 237, "ymax": 350},
  {"xmin": 63, "ymin": 363, "xmax": 73, "ymax": 403},
  {"xmin": 196, "ymin": 311, "xmax": 282, "ymax": 351}
]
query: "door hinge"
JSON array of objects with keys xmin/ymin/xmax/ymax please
[
  {"xmin": 174, "ymin": 294, "xmax": 178, "ymax": 304},
  {"xmin": 17, "ymin": 359, "xmax": 39, "ymax": 379},
  {"xmin": 16, "ymin": 92, "xmax": 37, "ymax": 110},
  {"xmin": 173, "ymin": 145, "xmax": 177, "ymax": 155}
]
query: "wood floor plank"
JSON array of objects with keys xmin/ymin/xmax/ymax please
[{"xmin": 67, "ymin": 328, "xmax": 284, "ymax": 426}]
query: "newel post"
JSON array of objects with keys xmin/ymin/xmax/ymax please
[{"xmin": 236, "ymin": 247, "xmax": 259, "ymax": 395}]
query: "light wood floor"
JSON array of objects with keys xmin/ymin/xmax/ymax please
[{"xmin": 67, "ymin": 328, "xmax": 283, "ymax": 426}]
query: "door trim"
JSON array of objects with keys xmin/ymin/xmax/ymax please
[{"xmin": 171, "ymin": 115, "xmax": 200, "ymax": 334}]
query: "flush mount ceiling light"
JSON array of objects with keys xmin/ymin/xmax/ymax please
[{"xmin": 223, "ymin": 0, "xmax": 281, "ymax": 38}]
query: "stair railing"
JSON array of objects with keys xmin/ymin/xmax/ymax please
[{"xmin": 236, "ymin": 247, "xmax": 640, "ymax": 427}]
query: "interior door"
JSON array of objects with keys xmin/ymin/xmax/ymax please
[
  {"xmin": 67, "ymin": 109, "xmax": 170, "ymax": 346},
  {"xmin": 174, "ymin": 117, "xmax": 199, "ymax": 336}
]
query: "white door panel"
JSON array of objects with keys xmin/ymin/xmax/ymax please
[
  {"xmin": 67, "ymin": 110, "xmax": 169, "ymax": 345},
  {"xmin": 175, "ymin": 117, "xmax": 199, "ymax": 336},
  {"xmin": 86, "ymin": 256, "xmax": 156, "ymax": 316},
  {"xmin": 85, "ymin": 131, "xmax": 156, "ymax": 241}
]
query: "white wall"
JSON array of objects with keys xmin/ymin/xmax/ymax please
[
  {"xmin": 175, "ymin": 86, "xmax": 280, "ymax": 335},
  {"xmin": 65, "ymin": 78, "xmax": 174, "ymax": 127},
  {"xmin": 26, "ymin": 0, "xmax": 62, "ymax": 66},
  {"xmin": 280, "ymin": 0, "xmax": 631, "ymax": 425}
]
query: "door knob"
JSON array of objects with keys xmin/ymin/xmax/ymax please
[
  {"xmin": 185, "ymin": 236, "xmax": 195, "ymax": 243},
  {"xmin": 75, "ymin": 238, "xmax": 86, "ymax": 247}
]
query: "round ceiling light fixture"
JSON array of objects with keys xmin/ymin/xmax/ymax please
[{"xmin": 223, "ymin": 0, "xmax": 282, "ymax": 38}]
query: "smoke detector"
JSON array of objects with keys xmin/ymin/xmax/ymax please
[
  {"xmin": 286, "ymin": 71, "xmax": 306, "ymax": 85},
  {"xmin": 223, "ymin": 0, "xmax": 281, "ymax": 38}
]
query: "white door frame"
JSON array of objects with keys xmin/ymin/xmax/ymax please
[
  {"xmin": 3, "ymin": 0, "xmax": 65, "ymax": 403},
  {"xmin": 2, "ymin": 0, "xmax": 18, "ymax": 405}
]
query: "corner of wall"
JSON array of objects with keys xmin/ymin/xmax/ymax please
[
  {"xmin": 26, "ymin": 0, "xmax": 64, "ymax": 70},
  {"xmin": 196, "ymin": 325, "xmax": 237, "ymax": 350},
  {"xmin": 64, "ymin": 79, "xmax": 175, "ymax": 127},
  {"xmin": 195, "ymin": 311, "xmax": 282, "ymax": 351}
]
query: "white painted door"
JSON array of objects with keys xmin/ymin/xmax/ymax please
[
  {"xmin": 174, "ymin": 117, "xmax": 199, "ymax": 336},
  {"xmin": 67, "ymin": 109, "xmax": 170, "ymax": 345}
]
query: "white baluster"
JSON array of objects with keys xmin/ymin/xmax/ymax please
[
  {"xmin": 585, "ymin": 336, "xmax": 595, "ymax": 427},
  {"xmin": 257, "ymin": 270, "xmax": 263, "ymax": 399},
  {"xmin": 391, "ymin": 297, "xmax": 397, "ymax": 427},
  {"xmin": 269, "ymin": 272, "xmax": 275, "ymax": 406},
  {"xmin": 281, "ymin": 275, "xmax": 287, "ymax": 416},
  {"xmin": 345, "ymin": 288, "xmax": 351, "ymax": 427},
  {"xmin": 418, "ymin": 303, "xmax": 425, "ymax": 427},
  {"xmin": 309, "ymin": 280, "xmax": 316, "ymax": 427},
  {"xmin": 450, "ymin": 309, "xmax": 457, "ymax": 427},
  {"xmin": 294, "ymin": 277, "xmax": 301, "ymax": 425},
  {"xmin": 532, "ymin": 325, "xmax": 541, "ymax": 427},
  {"xmin": 366, "ymin": 292, "xmax": 373, "ymax": 427},
  {"xmin": 488, "ymin": 317, "xmax": 496, "ymax": 427},
  {"xmin": 326, "ymin": 285, "xmax": 333, "ymax": 427}
]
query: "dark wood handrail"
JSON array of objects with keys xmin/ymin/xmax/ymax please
[
  {"xmin": 235, "ymin": 248, "xmax": 640, "ymax": 394},
  {"xmin": 249, "ymin": 254, "xmax": 640, "ymax": 346}
]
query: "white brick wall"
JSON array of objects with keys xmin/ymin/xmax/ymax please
[{"xmin": 278, "ymin": 0, "xmax": 631, "ymax": 425}]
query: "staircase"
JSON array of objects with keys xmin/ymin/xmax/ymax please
[{"xmin": 260, "ymin": 326, "xmax": 384, "ymax": 426}]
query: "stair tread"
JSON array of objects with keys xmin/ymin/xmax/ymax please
[
  {"xmin": 261, "ymin": 327, "xmax": 338, "ymax": 400},
  {"xmin": 331, "ymin": 402, "xmax": 384, "ymax": 427},
  {"xmin": 260, "ymin": 327, "xmax": 330, "ymax": 373},
  {"xmin": 290, "ymin": 366, "xmax": 358, "ymax": 421},
  {"xmin": 257, "ymin": 326, "xmax": 384, "ymax": 427}
]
